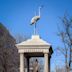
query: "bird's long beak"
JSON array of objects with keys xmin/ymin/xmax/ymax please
[{"xmin": 30, "ymin": 23, "xmax": 33, "ymax": 25}]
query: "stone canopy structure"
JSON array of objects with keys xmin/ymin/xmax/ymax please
[{"xmin": 16, "ymin": 35, "xmax": 53, "ymax": 72}]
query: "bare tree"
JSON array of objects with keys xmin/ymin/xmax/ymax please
[
  {"xmin": 55, "ymin": 65, "xmax": 65, "ymax": 72},
  {"xmin": 57, "ymin": 14, "xmax": 72, "ymax": 72},
  {"xmin": 0, "ymin": 23, "xmax": 19, "ymax": 72},
  {"xmin": 15, "ymin": 34, "xmax": 29, "ymax": 43}
]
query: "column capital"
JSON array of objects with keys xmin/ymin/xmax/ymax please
[
  {"xmin": 44, "ymin": 52, "xmax": 49, "ymax": 54},
  {"xmin": 43, "ymin": 49, "xmax": 49, "ymax": 54},
  {"xmin": 19, "ymin": 51, "xmax": 24, "ymax": 54}
]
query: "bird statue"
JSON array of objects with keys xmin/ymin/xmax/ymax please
[
  {"xmin": 30, "ymin": 6, "xmax": 43, "ymax": 25},
  {"xmin": 30, "ymin": 6, "xmax": 43, "ymax": 35}
]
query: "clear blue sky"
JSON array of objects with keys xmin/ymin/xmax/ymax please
[{"xmin": 0, "ymin": 0, "xmax": 72, "ymax": 71}]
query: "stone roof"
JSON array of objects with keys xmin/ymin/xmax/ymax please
[{"xmin": 16, "ymin": 35, "xmax": 51, "ymax": 46}]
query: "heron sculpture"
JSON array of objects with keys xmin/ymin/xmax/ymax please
[{"xmin": 30, "ymin": 6, "xmax": 43, "ymax": 35}]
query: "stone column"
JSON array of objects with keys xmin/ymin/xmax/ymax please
[
  {"xmin": 20, "ymin": 53, "xmax": 24, "ymax": 72},
  {"xmin": 49, "ymin": 56, "xmax": 51, "ymax": 72},
  {"xmin": 44, "ymin": 53, "xmax": 49, "ymax": 72}
]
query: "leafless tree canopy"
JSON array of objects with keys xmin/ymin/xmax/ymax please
[
  {"xmin": 0, "ymin": 23, "xmax": 19, "ymax": 72},
  {"xmin": 57, "ymin": 14, "xmax": 72, "ymax": 72}
]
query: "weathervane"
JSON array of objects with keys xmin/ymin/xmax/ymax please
[{"xmin": 30, "ymin": 6, "xmax": 43, "ymax": 35}]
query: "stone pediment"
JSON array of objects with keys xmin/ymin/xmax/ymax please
[
  {"xmin": 16, "ymin": 35, "xmax": 51, "ymax": 46},
  {"xmin": 16, "ymin": 35, "xmax": 53, "ymax": 54}
]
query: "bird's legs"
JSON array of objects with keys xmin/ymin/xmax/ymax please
[{"xmin": 34, "ymin": 22, "xmax": 36, "ymax": 35}]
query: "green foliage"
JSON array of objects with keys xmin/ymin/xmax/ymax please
[
  {"xmin": 0, "ymin": 23, "xmax": 6, "ymax": 31},
  {"xmin": 0, "ymin": 23, "xmax": 3, "ymax": 28}
]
